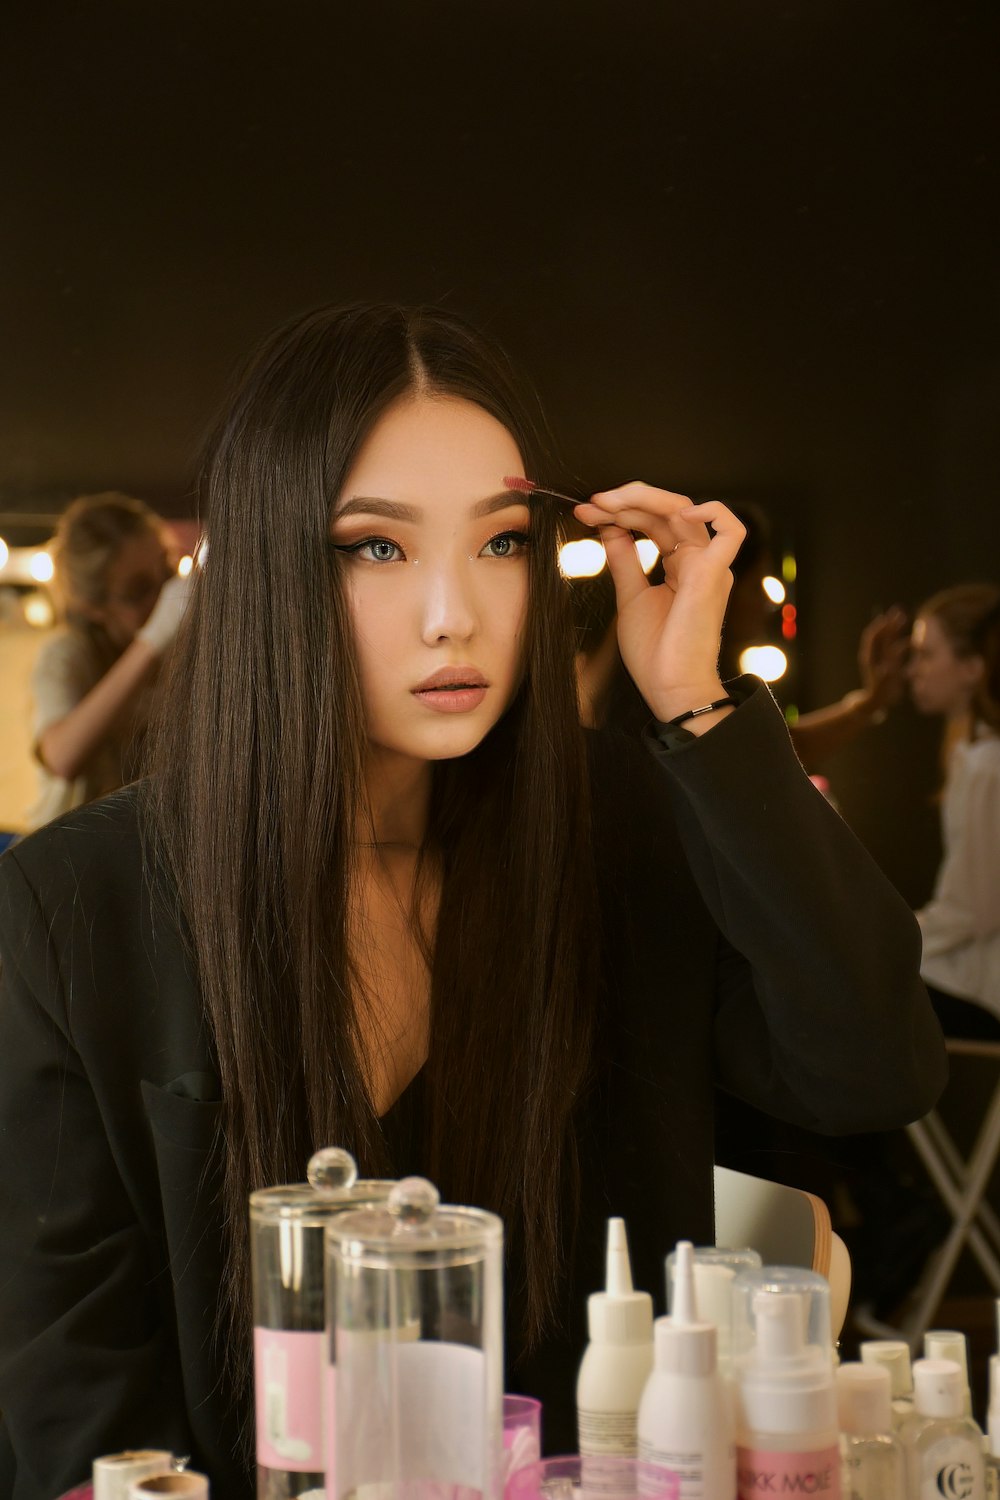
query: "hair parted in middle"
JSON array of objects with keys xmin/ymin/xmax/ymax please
[{"xmin": 148, "ymin": 302, "xmax": 602, "ymax": 1429}]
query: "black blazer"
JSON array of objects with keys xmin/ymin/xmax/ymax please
[{"xmin": 0, "ymin": 683, "xmax": 947, "ymax": 1499}]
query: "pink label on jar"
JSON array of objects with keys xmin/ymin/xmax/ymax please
[
  {"xmin": 254, "ymin": 1327, "xmax": 326, "ymax": 1473},
  {"xmin": 737, "ymin": 1445, "xmax": 841, "ymax": 1500}
]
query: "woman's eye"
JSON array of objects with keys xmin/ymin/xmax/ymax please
[
  {"xmin": 481, "ymin": 530, "xmax": 530, "ymax": 559},
  {"xmin": 333, "ymin": 537, "xmax": 405, "ymax": 563}
]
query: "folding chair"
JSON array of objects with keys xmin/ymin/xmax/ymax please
[{"xmin": 898, "ymin": 1038, "xmax": 1000, "ymax": 1346}]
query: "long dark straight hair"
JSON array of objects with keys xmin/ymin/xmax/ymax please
[{"xmin": 147, "ymin": 303, "xmax": 600, "ymax": 1413}]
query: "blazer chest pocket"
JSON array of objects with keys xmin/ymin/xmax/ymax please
[{"xmin": 141, "ymin": 1076, "xmax": 222, "ymax": 1152}]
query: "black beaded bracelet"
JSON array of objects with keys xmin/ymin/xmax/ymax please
[{"xmin": 664, "ymin": 695, "xmax": 736, "ymax": 727}]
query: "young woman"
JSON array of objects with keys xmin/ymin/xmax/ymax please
[
  {"xmin": 0, "ymin": 304, "xmax": 946, "ymax": 1499},
  {"xmin": 908, "ymin": 582, "xmax": 1000, "ymax": 1035},
  {"xmin": 26, "ymin": 491, "xmax": 191, "ymax": 829}
]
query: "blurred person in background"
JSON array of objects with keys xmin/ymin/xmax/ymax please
[
  {"xmin": 908, "ymin": 582, "xmax": 1000, "ymax": 1038},
  {"xmin": 26, "ymin": 492, "xmax": 192, "ymax": 830}
]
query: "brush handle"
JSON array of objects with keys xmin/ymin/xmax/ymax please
[{"xmin": 503, "ymin": 475, "xmax": 581, "ymax": 506}]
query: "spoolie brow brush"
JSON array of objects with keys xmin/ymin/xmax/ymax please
[{"xmin": 503, "ymin": 475, "xmax": 582, "ymax": 506}]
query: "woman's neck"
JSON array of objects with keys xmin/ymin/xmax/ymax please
[{"xmin": 361, "ymin": 746, "xmax": 433, "ymax": 849}]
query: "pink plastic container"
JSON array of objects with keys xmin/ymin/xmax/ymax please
[{"xmin": 502, "ymin": 1395, "xmax": 543, "ymax": 1482}]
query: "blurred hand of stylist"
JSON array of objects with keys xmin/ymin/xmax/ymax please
[
  {"xmin": 135, "ymin": 572, "xmax": 194, "ymax": 655},
  {"xmin": 858, "ymin": 606, "xmax": 910, "ymax": 716},
  {"xmin": 574, "ymin": 483, "xmax": 745, "ymax": 727}
]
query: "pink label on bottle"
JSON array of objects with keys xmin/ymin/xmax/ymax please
[
  {"xmin": 254, "ymin": 1326, "xmax": 326, "ymax": 1473},
  {"xmin": 737, "ymin": 1445, "xmax": 841, "ymax": 1500}
]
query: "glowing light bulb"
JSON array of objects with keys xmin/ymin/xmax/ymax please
[
  {"xmin": 177, "ymin": 554, "xmax": 194, "ymax": 578},
  {"xmin": 634, "ymin": 538, "xmax": 660, "ymax": 574},
  {"xmin": 739, "ymin": 645, "xmax": 788, "ymax": 682},
  {"xmin": 0, "ymin": 537, "xmax": 8, "ymax": 570},
  {"xmin": 29, "ymin": 550, "xmax": 54, "ymax": 583},
  {"xmin": 761, "ymin": 575, "xmax": 786, "ymax": 604},
  {"xmin": 24, "ymin": 593, "xmax": 55, "ymax": 628},
  {"xmin": 558, "ymin": 539, "xmax": 607, "ymax": 579}
]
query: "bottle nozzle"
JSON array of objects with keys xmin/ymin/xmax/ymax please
[
  {"xmin": 605, "ymin": 1217, "xmax": 634, "ymax": 1296},
  {"xmin": 754, "ymin": 1289, "xmax": 806, "ymax": 1360},
  {"xmin": 672, "ymin": 1240, "xmax": 699, "ymax": 1326}
]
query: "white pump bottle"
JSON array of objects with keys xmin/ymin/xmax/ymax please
[
  {"xmin": 734, "ymin": 1283, "xmax": 840, "ymax": 1500},
  {"xmin": 576, "ymin": 1217, "xmax": 654, "ymax": 1458}
]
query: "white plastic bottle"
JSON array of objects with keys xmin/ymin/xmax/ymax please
[
  {"xmin": 925, "ymin": 1331, "xmax": 973, "ymax": 1415},
  {"xmin": 836, "ymin": 1363, "xmax": 905, "ymax": 1500},
  {"xmin": 910, "ymin": 1358, "xmax": 984, "ymax": 1500},
  {"xmin": 577, "ymin": 1217, "xmax": 654, "ymax": 1458},
  {"xmin": 638, "ymin": 1241, "xmax": 736, "ymax": 1500},
  {"xmin": 859, "ymin": 1341, "xmax": 914, "ymax": 1435},
  {"xmin": 733, "ymin": 1278, "xmax": 841, "ymax": 1500},
  {"xmin": 986, "ymin": 1355, "xmax": 1000, "ymax": 1500}
]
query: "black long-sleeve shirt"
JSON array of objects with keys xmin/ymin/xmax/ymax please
[{"xmin": 0, "ymin": 680, "xmax": 946, "ymax": 1498}]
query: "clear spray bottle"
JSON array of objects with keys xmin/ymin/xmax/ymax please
[
  {"xmin": 910, "ymin": 1358, "xmax": 984, "ymax": 1500},
  {"xmin": 836, "ymin": 1363, "xmax": 905, "ymax": 1500}
]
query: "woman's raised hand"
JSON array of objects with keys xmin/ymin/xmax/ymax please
[{"xmin": 574, "ymin": 483, "xmax": 746, "ymax": 724}]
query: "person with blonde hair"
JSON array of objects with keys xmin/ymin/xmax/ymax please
[{"xmin": 26, "ymin": 491, "xmax": 191, "ymax": 828}]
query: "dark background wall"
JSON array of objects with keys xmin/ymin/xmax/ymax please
[{"xmin": 3, "ymin": 0, "xmax": 998, "ymax": 901}]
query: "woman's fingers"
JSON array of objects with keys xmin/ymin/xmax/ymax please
[
  {"xmin": 576, "ymin": 482, "xmax": 707, "ymax": 552},
  {"xmin": 597, "ymin": 523, "xmax": 649, "ymax": 609},
  {"xmin": 676, "ymin": 500, "xmax": 746, "ymax": 567},
  {"xmin": 574, "ymin": 487, "xmax": 746, "ymax": 573}
]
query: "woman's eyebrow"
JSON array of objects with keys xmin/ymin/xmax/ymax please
[
  {"xmin": 333, "ymin": 490, "xmax": 528, "ymax": 523},
  {"xmin": 471, "ymin": 490, "xmax": 530, "ymax": 519}
]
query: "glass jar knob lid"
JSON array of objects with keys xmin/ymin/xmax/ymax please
[
  {"xmin": 388, "ymin": 1176, "xmax": 440, "ymax": 1227},
  {"xmin": 306, "ymin": 1146, "xmax": 358, "ymax": 1194}
]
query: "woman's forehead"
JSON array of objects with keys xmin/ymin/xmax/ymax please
[{"xmin": 341, "ymin": 393, "xmax": 522, "ymax": 504}]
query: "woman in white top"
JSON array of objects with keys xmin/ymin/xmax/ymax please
[
  {"xmin": 27, "ymin": 492, "xmax": 192, "ymax": 829},
  {"xmin": 908, "ymin": 582, "xmax": 1000, "ymax": 1034}
]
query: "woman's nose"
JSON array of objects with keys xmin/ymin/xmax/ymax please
[{"xmin": 418, "ymin": 560, "xmax": 478, "ymax": 645}]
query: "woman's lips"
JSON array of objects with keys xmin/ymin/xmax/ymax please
[
  {"xmin": 413, "ymin": 685, "xmax": 488, "ymax": 713},
  {"xmin": 412, "ymin": 668, "xmax": 488, "ymax": 713}
]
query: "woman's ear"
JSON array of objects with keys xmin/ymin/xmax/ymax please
[{"xmin": 961, "ymin": 652, "xmax": 987, "ymax": 694}]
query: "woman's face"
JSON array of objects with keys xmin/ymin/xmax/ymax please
[
  {"xmin": 88, "ymin": 529, "xmax": 172, "ymax": 648},
  {"xmin": 330, "ymin": 393, "xmax": 532, "ymax": 767},
  {"xmin": 907, "ymin": 612, "xmax": 984, "ymax": 718}
]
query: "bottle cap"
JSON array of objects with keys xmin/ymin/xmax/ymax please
[
  {"xmin": 913, "ymin": 1358, "xmax": 964, "ymax": 1418},
  {"xmin": 653, "ymin": 1243, "xmax": 717, "ymax": 1376},
  {"xmin": 837, "ymin": 1363, "xmax": 892, "ymax": 1435},
  {"xmin": 924, "ymin": 1332, "xmax": 969, "ymax": 1389},
  {"xmin": 860, "ymin": 1340, "xmax": 914, "ymax": 1398},
  {"xmin": 987, "ymin": 1354, "xmax": 1000, "ymax": 1458},
  {"xmin": 587, "ymin": 1218, "xmax": 653, "ymax": 1346},
  {"xmin": 654, "ymin": 1314, "xmax": 717, "ymax": 1376}
]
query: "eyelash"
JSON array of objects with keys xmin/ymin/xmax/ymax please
[{"xmin": 332, "ymin": 530, "xmax": 531, "ymax": 564}]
